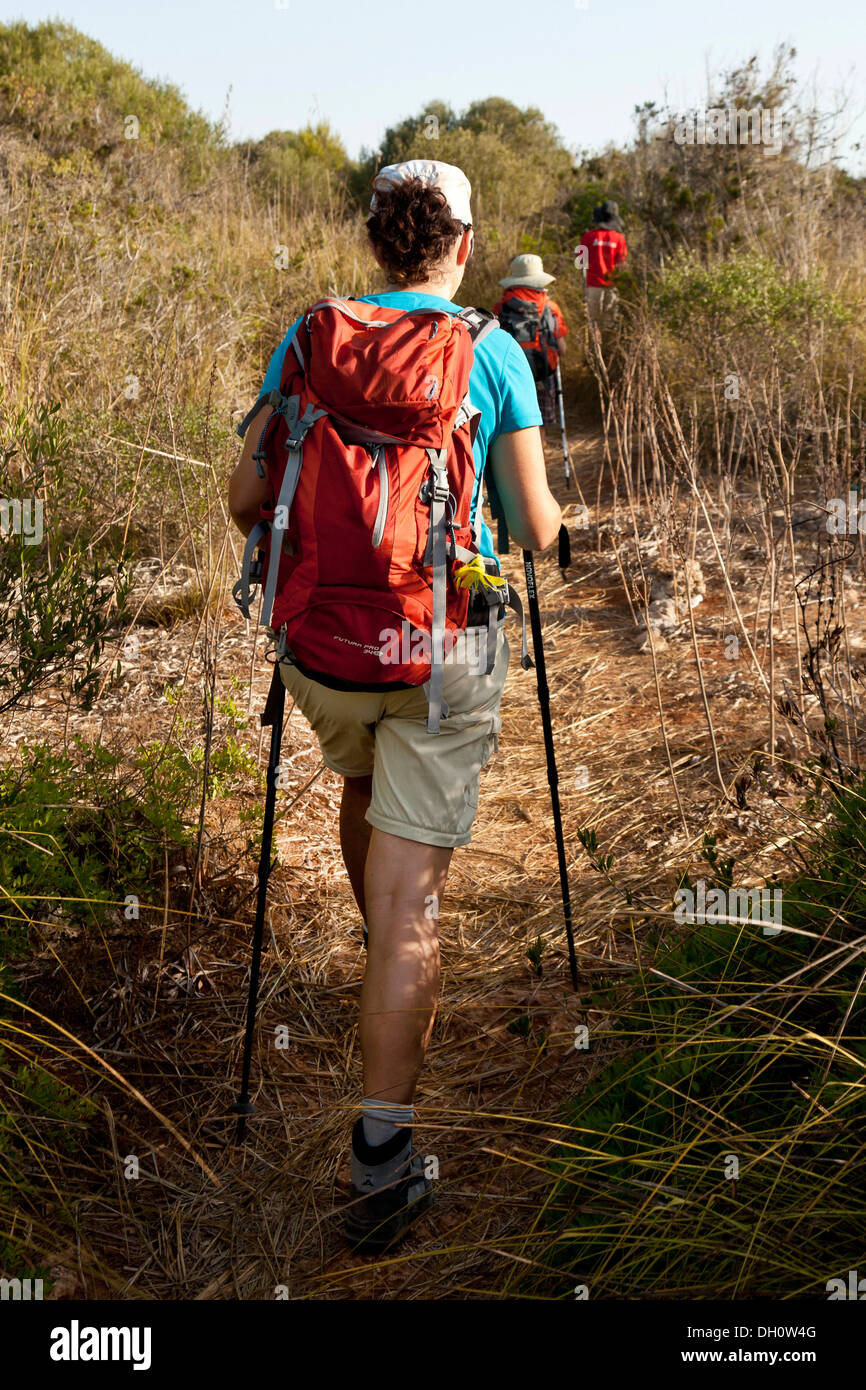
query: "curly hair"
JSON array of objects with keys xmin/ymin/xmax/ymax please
[{"xmin": 366, "ymin": 177, "xmax": 467, "ymax": 286}]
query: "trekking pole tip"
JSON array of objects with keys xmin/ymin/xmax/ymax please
[{"xmin": 231, "ymin": 1102, "xmax": 256, "ymax": 1146}]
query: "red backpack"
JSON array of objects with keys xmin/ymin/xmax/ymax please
[
  {"xmin": 496, "ymin": 288, "xmax": 559, "ymax": 382},
  {"xmin": 233, "ymin": 298, "xmax": 525, "ymax": 733}
]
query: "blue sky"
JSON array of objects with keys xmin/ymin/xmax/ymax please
[{"xmin": 8, "ymin": 0, "xmax": 866, "ymax": 171}]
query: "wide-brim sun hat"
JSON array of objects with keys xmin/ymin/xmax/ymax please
[
  {"xmin": 498, "ymin": 253, "xmax": 555, "ymax": 288},
  {"xmin": 370, "ymin": 160, "xmax": 473, "ymax": 226}
]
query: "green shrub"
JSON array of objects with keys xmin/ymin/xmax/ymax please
[
  {"xmin": 359, "ymin": 96, "xmax": 574, "ymax": 227},
  {"xmin": 0, "ymin": 19, "xmax": 218, "ymax": 161},
  {"xmin": 243, "ymin": 122, "xmax": 358, "ymax": 210},
  {"xmin": 0, "ymin": 737, "xmax": 193, "ymax": 963},
  {"xmin": 650, "ymin": 249, "xmax": 851, "ymax": 338}
]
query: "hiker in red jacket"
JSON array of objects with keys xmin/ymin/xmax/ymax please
[
  {"xmin": 493, "ymin": 254, "xmax": 568, "ymax": 427},
  {"xmin": 228, "ymin": 160, "xmax": 561, "ymax": 1254},
  {"xmin": 578, "ymin": 200, "xmax": 627, "ymax": 336}
]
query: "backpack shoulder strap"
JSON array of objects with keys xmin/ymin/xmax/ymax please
[
  {"xmin": 456, "ymin": 306, "xmax": 499, "ymax": 349},
  {"xmin": 236, "ymin": 388, "xmax": 287, "ymax": 439},
  {"xmin": 540, "ymin": 301, "xmax": 559, "ymax": 346},
  {"xmin": 260, "ymin": 396, "xmax": 327, "ymax": 631}
]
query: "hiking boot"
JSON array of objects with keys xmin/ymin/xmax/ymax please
[{"xmin": 343, "ymin": 1119, "xmax": 433, "ymax": 1254}]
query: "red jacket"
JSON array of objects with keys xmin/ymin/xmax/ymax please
[{"xmin": 579, "ymin": 228, "xmax": 627, "ymax": 288}]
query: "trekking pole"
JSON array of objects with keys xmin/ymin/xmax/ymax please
[
  {"xmin": 521, "ymin": 549, "xmax": 579, "ymax": 991},
  {"xmin": 552, "ymin": 358, "xmax": 592, "ymax": 549},
  {"xmin": 554, "ymin": 361, "xmax": 572, "ymax": 490},
  {"xmin": 231, "ymin": 660, "xmax": 286, "ymax": 1143}
]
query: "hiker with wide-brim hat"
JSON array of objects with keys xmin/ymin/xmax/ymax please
[
  {"xmin": 578, "ymin": 200, "xmax": 627, "ymax": 336},
  {"xmin": 228, "ymin": 160, "xmax": 562, "ymax": 1253},
  {"xmin": 494, "ymin": 254, "xmax": 568, "ymax": 427}
]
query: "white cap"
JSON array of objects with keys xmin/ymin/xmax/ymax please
[{"xmin": 370, "ymin": 160, "xmax": 473, "ymax": 226}]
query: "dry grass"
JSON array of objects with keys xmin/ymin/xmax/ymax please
[
  {"xmin": 5, "ymin": 393, "xmax": 846, "ymax": 1299},
  {"xmin": 3, "ymin": 33, "xmax": 864, "ymax": 1291}
]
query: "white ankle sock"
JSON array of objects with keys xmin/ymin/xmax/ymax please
[{"xmin": 361, "ymin": 1098, "xmax": 414, "ymax": 1147}]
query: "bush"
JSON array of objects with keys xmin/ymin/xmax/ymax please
[
  {"xmin": 650, "ymin": 249, "xmax": 851, "ymax": 339},
  {"xmin": 243, "ymin": 122, "xmax": 358, "ymax": 212},
  {"xmin": 0, "ymin": 738, "xmax": 192, "ymax": 961},
  {"xmin": 0, "ymin": 19, "xmax": 218, "ymax": 161},
  {"xmin": 359, "ymin": 96, "xmax": 574, "ymax": 229}
]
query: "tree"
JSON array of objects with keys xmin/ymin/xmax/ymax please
[{"xmin": 356, "ymin": 96, "xmax": 573, "ymax": 227}]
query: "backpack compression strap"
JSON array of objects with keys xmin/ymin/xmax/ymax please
[
  {"xmin": 423, "ymin": 446, "xmax": 451, "ymax": 734},
  {"xmin": 233, "ymin": 521, "xmax": 268, "ymax": 619},
  {"xmin": 421, "ymin": 310, "xmax": 499, "ymax": 733}
]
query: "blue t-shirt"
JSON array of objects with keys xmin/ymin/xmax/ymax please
[{"xmin": 259, "ymin": 289, "xmax": 542, "ymax": 563}]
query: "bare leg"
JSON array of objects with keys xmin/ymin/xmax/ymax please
[
  {"xmin": 339, "ymin": 773, "xmax": 373, "ymax": 919},
  {"xmin": 360, "ymin": 828, "xmax": 452, "ymax": 1105}
]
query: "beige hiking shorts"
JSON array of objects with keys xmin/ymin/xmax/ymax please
[{"xmin": 278, "ymin": 622, "xmax": 509, "ymax": 848}]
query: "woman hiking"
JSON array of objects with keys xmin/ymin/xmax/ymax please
[{"xmin": 228, "ymin": 159, "xmax": 561, "ymax": 1253}]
